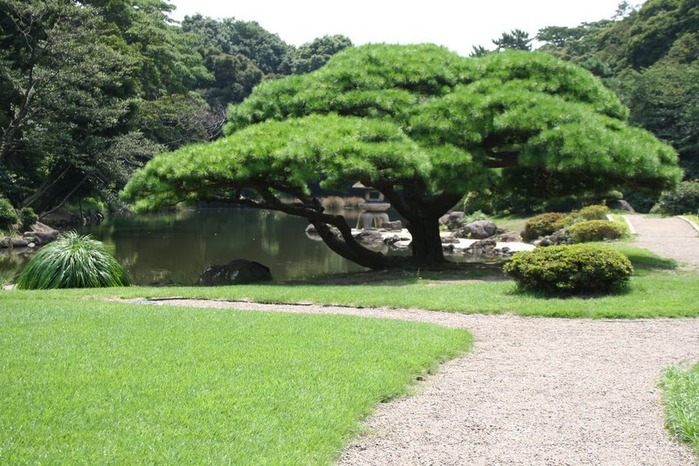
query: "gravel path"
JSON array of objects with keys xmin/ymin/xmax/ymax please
[
  {"xmin": 134, "ymin": 215, "xmax": 699, "ymax": 465},
  {"xmin": 625, "ymin": 215, "xmax": 699, "ymax": 269}
]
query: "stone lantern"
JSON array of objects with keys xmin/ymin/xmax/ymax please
[{"xmin": 352, "ymin": 182, "xmax": 391, "ymax": 229}]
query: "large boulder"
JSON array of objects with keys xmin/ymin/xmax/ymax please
[
  {"xmin": 454, "ymin": 220, "xmax": 500, "ymax": 239},
  {"xmin": 199, "ymin": 259, "xmax": 272, "ymax": 286},
  {"xmin": 24, "ymin": 222, "xmax": 59, "ymax": 245},
  {"xmin": 439, "ymin": 211, "xmax": 465, "ymax": 230}
]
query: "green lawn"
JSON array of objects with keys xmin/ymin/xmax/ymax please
[
  {"xmin": 3, "ymin": 245, "xmax": 699, "ymax": 463},
  {"xmin": 20, "ymin": 267, "xmax": 695, "ymax": 319},
  {"xmin": 0, "ymin": 296, "xmax": 470, "ymax": 464},
  {"xmin": 662, "ymin": 362, "xmax": 699, "ymax": 456}
]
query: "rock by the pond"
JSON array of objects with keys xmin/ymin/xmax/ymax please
[
  {"xmin": 199, "ymin": 259, "xmax": 272, "ymax": 286},
  {"xmin": 454, "ymin": 220, "xmax": 499, "ymax": 239},
  {"xmin": 381, "ymin": 220, "xmax": 403, "ymax": 231},
  {"xmin": 466, "ymin": 238, "xmax": 498, "ymax": 254},
  {"xmin": 353, "ymin": 230, "xmax": 385, "ymax": 244},
  {"xmin": 24, "ymin": 222, "xmax": 59, "ymax": 245},
  {"xmin": 10, "ymin": 238, "xmax": 29, "ymax": 248},
  {"xmin": 439, "ymin": 211, "xmax": 465, "ymax": 230}
]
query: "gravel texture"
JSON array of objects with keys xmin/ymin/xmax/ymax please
[
  {"xmin": 625, "ymin": 215, "xmax": 699, "ymax": 270},
  {"xmin": 134, "ymin": 215, "xmax": 699, "ymax": 465}
]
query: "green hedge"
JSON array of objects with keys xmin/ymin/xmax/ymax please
[
  {"xmin": 521, "ymin": 212, "xmax": 568, "ymax": 242},
  {"xmin": 504, "ymin": 244, "xmax": 633, "ymax": 294},
  {"xmin": 569, "ymin": 220, "xmax": 628, "ymax": 243}
]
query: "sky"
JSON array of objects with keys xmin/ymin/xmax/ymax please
[{"xmin": 166, "ymin": 0, "xmax": 639, "ymax": 56}]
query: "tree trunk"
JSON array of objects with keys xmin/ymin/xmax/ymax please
[
  {"xmin": 405, "ymin": 215, "xmax": 446, "ymax": 266},
  {"xmin": 378, "ymin": 181, "xmax": 462, "ymax": 267}
]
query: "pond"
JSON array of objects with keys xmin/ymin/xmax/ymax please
[{"xmin": 1, "ymin": 208, "xmax": 369, "ymax": 285}]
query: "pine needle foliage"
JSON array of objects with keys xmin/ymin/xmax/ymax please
[{"xmin": 16, "ymin": 232, "xmax": 130, "ymax": 289}]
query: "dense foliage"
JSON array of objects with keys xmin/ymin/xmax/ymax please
[
  {"xmin": 654, "ymin": 180, "xmax": 699, "ymax": 215},
  {"xmin": 538, "ymin": 0, "xmax": 699, "ymax": 182},
  {"xmin": 0, "ymin": 197, "xmax": 17, "ymax": 231},
  {"xmin": 16, "ymin": 232, "xmax": 130, "ymax": 289},
  {"xmin": 124, "ymin": 44, "xmax": 681, "ymax": 268},
  {"xmin": 0, "ymin": 0, "xmax": 349, "ymax": 217},
  {"xmin": 504, "ymin": 244, "xmax": 634, "ymax": 294}
]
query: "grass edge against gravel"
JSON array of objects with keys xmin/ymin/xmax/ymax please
[
  {"xmin": 661, "ymin": 362, "xmax": 699, "ymax": 458},
  {"xmin": 0, "ymin": 298, "xmax": 472, "ymax": 464}
]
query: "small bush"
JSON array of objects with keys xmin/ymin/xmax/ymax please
[
  {"xmin": 504, "ymin": 244, "xmax": 633, "ymax": 294},
  {"xmin": 16, "ymin": 232, "xmax": 130, "ymax": 289},
  {"xmin": 521, "ymin": 212, "xmax": 568, "ymax": 242},
  {"xmin": 654, "ymin": 181, "xmax": 699, "ymax": 215},
  {"xmin": 569, "ymin": 220, "xmax": 628, "ymax": 243},
  {"xmin": 18, "ymin": 207, "xmax": 38, "ymax": 231},
  {"xmin": 0, "ymin": 197, "xmax": 18, "ymax": 231},
  {"xmin": 576, "ymin": 204, "xmax": 609, "ymax": 220}
]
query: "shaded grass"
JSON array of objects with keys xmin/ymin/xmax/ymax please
[
  {"xmin": 586, "ymin": 242, "xmax": 678, "ymax": 274},
  {"xmin": 0, "ymin": 297, "xmax": 470, "ymax": 464},
  {"xmin": 661, "ymin": 362, "xmax": 699, "ymax": 457}
]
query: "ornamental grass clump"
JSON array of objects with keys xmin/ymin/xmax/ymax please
[
  {"xmin": 504, "ymin": 244, "xmax": 633, "ymax": 294},
  {"xmin": 16, "ymin": 232, "xmax": 130, "ymax": 289}
]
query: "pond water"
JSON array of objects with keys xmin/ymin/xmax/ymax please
[{"xmin": 1, "ymin": 208, "xmax": 369, "ymax": 285}]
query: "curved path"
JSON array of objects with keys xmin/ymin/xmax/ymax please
[
  {"xmin": 133, "ymin": 216, "xmax": 699, "ymax": 465},
  {"xmin": 142, "ymin": 299, "xmax": 699, "ymax": 465},
  {"xmin": 625, "ymin": 215, "xmax": 699, "ymax": 269}
]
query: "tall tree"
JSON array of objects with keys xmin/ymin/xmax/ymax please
[
  {"xmin": 0, "ymin": 0, "xmax": 213, "ymax": 213},
  {"xmin": 181, "ymin": 15, "xmax": 294, "ymax": 76},
  {"xmin": 493, "ymin": 28, "xmax": 532, "ymax": 51},
  {"xmin": 123, "ymin": 45, "xmax": 681, "ymax": 269},
  {"xmin": 0, "ymin": 0, "xmax": 155, "ymax": 210},
  {"xmin": 291, "ymin": 35, "xmax": 353, "ymax": 74}
]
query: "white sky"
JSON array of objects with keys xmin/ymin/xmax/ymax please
[{"xmin": 167, "ymin": 0, "xmax": 640, "ymax": 56}]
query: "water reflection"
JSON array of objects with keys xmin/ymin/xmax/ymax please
[{"xmin": 86, "ymin": 208, "xmax": 367, "ymax": 285}]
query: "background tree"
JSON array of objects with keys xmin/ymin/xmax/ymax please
[
  {"xmin": 493, "ymin": 28, "xmax": 532, "ymax": 51},
  {"xmin": 471, "ymin": 28, "xmax": 532, "ymax": 56},
  {"xmin": 538, "ymin": 0, "xmax": 699, "ymax": 184},
  {"xmin": 181, "ymin": 15, "xmax": 294, "ymax": 77},
  {"xmin": 291, "ymin": 34, "xmax": 353, "ymax": 74},
  {"xmin": 123, "ymin": 44, "xmax": 681, "ymax": 269},
  {"xmin": 0, "ymin": 0, "xmax": 217, "ymax": 214}
]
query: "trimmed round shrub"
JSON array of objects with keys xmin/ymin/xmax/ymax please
[
  {"xmin": 654, "ymin": 180, "xmax": 699, "ymax": 215},
  {"xmin": 504, "ymin": 244, "xmax": 633, "ymax": 294},
  {"xmin": 569, "ymin": 220, "xmax": 628, "ymax": 243},
  {"xmin": 0, "ymin": 197, "xmax": 18, "ymax": 231},
  {"xmin": 16, "ymin": 232, "xmax": 130, "ymax": 289},
  {"xmin": 576, "ymin": 204, "xmax": 609, "ymax": 220},
  {"xmin": 521, "ymin": 212, "xmax": 568, "ymax": 242}
]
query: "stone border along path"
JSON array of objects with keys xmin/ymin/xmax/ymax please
[{"xmin": 132, "ymin": 215, "xmax": 699, "ymax": 465}]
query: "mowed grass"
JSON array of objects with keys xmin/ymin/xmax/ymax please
[
  {"xmin": 661, "ymin": 362, "xmax": 699, "ymax": 456},
  {"xmin": 0, "ymin": 297, "xmax": 471, "ymax": 464},
  {"xmin": 28, "ymin": 268, "xmax": 698, "ymax": 319}
]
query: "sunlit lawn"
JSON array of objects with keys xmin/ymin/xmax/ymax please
[
  {"xmin": 2, "ymin": 244, "xmax": 699, "ymax": 463},
  {"xmin": 0, "ymin": 297, "xmax": 470, "ymax": 464}
]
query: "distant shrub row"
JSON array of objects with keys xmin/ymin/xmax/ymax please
[{"xmin": 521, "ymin": 205, "xmax": 628, "ymax": 243}]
